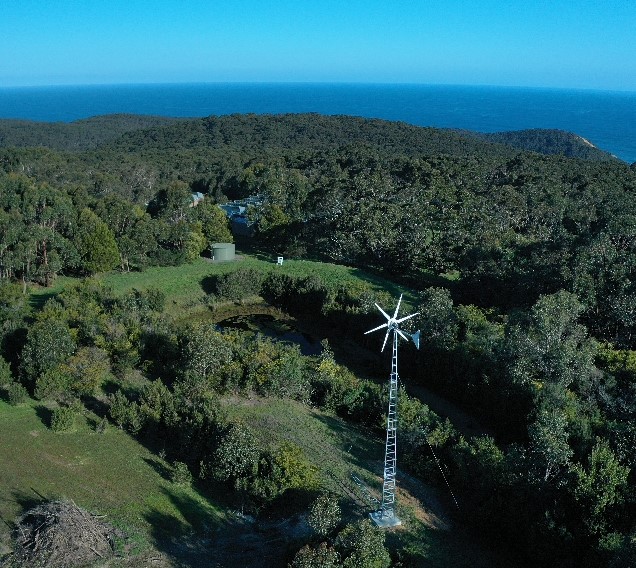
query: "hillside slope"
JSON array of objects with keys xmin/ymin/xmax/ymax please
[
  {"xmin": 1, "ymin": 113, "xmax": 618, "ymax": 162},
  {"xmin": 480, "ymin": 128, "xmax": 617, "ymax": 161},
  {"xmin": 0, "ymin": 114, "xmax": 180, "ymax": 151}
]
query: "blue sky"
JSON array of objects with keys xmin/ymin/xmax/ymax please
[{"xmin": 1, "ymin": 0, "xmax": 635, "ymax": 90}]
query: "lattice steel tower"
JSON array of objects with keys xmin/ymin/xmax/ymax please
[{"xmin": 365, "ymin": 294, "xmax": 420, "ymax": 528}]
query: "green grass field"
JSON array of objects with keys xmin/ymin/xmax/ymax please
[
  {"xmin": 223, "ymin": 396, "xmax": 383, "ymax": 500},
  {"xmin": 28, "ymin": 254, "xmax": 420, "ymax": 317},
  {"xmin": 0, "ymin": 396, "xmax": 505, "ymax": 567},
  {"xmin": 101, "ymin": 256, "xmax": 419, "ymax": 312},
  {"xmin": 0, "ymin": 400, "xmax": 225, "ymax": 565},
  {"xmin": 14, "ymin": 254, "xmax": 509, "ymax": 566}
]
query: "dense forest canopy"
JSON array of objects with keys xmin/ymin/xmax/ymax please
[
  {"xmin": 2, "ymin": 113, "xmax": 634, "ymax": 341},
  {"xmin": 1, "ymin": 113, "xmax": 636, "ymax": 567},
  {"xmin": 0, "ymin": 112, "xmax": 621, "ymax": 160},
  {"xmin": 0, "ymin": 114, "xmax": 180, "ymax": 151}
]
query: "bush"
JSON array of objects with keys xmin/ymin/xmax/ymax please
[
  {"xmin": 119, "ymin": 287, "xmax": 167, "ymax": 316},
  {"xmin": 291, "ymin": 543, "xmax": 340, "ymax": 568},
  {"xmin": 34, "ymin": 367, "xmax": 71, "ymax": 401},
  {"xmin": 209, "ymin": 422, "xmax": 260, "ymax": 484},
  {"xmin": 6, "ymin": 381, "xmax": 29, "ymax": 405},
  {"xmin": 20, "ymin": 319, "xmax": 75, "ymax": 388},
  {"xmin": 144, "ymin": 287, "xmax": 166, "ymax": 312},
  {"xmin": 308, "ymin": 493, "xmax": 341, "ymax": 537},
  {"xmin": 247, "ymin": 341, "xmax": 312, "ymax": 402},
  {"xmin": 335, "ymin": 519, "xmax": 391, "ymax": 568},
  {"xmin": 273, "ymin": 442, "xmax": 319, "ymax": 491},
  {"xmin": 0, "ymin": 355, "xmax": 12, "ymax": 383},
  {"xmin": 261, "ymin": 272, "xmax": 294, "ymax": 305},
  {"xmin": 213, "ymin": 268, "xmax": 265, "ymax": 301},
  {"xmin": 94, "ymin": 416, "xmax": 108, "ymax": 434},
  {"xmin": 50, "ymin": 406, "xmax": 77, "ymax": 432},
  {"xmin": 171, "ymin": 461, "xmax": 193, "ymax": 486},
  {"xmin": 108, "ymin": 390, "xmax": 143, "ymax": 434}
]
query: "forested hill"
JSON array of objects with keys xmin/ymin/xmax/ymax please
[
  {"xmin": 0, "ymin": 114, "xmax": 180, "ymax": 151},
  {"xmin": 104, "ymin": 113, "xmax": 519, "ymax": 159},
  {"xmin": 2, "ymin": 111, "xmax": 636, "ymax": 567},
  {"xmin": 0, "ymin": 113, "xmax": 619, "ymax": 162},
  {"xmin": 479, "ymin": 129, "xmax": 617, "ymax": 161}
]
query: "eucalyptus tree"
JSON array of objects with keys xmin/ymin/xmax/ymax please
[
  {"xmin": 73, "ymin": 208, "xmax": 120, "ymax": 274},
  {"xmin": 20, "ymin": 184, "xmax": 76, "ymax": 286}
]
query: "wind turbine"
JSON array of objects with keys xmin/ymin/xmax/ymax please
[{"xmin": 364, "ymin": 294, "xmax": 419, "ymax": 527}]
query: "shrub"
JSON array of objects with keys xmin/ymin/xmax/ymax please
[
  {"xmin": 214, "ymin": 268, "xmax": 265, "ymax": 301},
  {"xmin": 108, "ymin": 390, "xmax": 143, "ymax": 434},
  {"xmin": 308, "ymin": 493, "xmax": 341, "ymax": 537},
  {"xmin": 291, "ymin": 543, "xmax": 340, "ymax": 568},
  {"xmin": 273, "ymin": 442, "xmax": 319, "ymax": 492},
  {"xmin": 50, "ymin": 406, "xmax": 77, "ymax": 432},
  {"xmin": 335, "ymin": 519, "xmax": 391, "ymax": 568},
  {"xmin": 171, "ymin": 461, "xmax": 193, "ymax": 486},
  {"xmin": 94, "ymin": 416, "xmax": 108, "ymax": 434},
  {"xmin": 261, "ymin": 272, "xmax": 294, "ymax": 305},
  {"xmin": 0, "ymin": 355, "xmax": 12, "ymax": 383},
  {"xmin": 6, "ymin": 381, "xmax": 29, "ymax": 405},
  {"xmin": 34, "ymin": 367, "xmax": 71, "ymax": 401},
  {"xmin": 247, "ymin": 341, "xmax": 311, "ymax": 402},
  {"xmin": 20, "ymin": 319, "xmax": 75, "ymax": 388},
  {"xmin": 209, "ymin": 422, "xmax": 260, "ymax": 484},
  {"xmin": 144, "ymin": 287, "xmax": 166, "ymax": 312}
]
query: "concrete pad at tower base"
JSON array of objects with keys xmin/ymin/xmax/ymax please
[{"xmin": 369, "ymin": 510, "xmax": 402, "ymax": 528}]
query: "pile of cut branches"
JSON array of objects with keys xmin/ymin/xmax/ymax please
[{"xmin": 7, "ymin": 500, "xmax": 121, "ymax": 567}]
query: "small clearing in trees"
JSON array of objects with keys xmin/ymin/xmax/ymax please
[{"xmin": 6, "ymin": 500, "xmax": 121, "ymax": 567}]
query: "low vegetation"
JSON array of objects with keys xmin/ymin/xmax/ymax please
[{"xmin": 1, "ymin": 113, "xmax": 635, "ymax": 567}]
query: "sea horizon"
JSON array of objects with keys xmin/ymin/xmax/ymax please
[
  {"xmin": 3, "ymin": 80, "xmax": 636, "ymax": 94},
  {"xmin": 1, "ymin": 82, "xmax": 635, "ymax": 163}
]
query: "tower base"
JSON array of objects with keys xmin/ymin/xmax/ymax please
[{"xmin": 369, "ymin": 510, "xmax": 402, "ymax": 528}]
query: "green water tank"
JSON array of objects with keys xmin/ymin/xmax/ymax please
[{"xmin": 211, "ymin": 243, "xmax": 235, "ymax": 261}]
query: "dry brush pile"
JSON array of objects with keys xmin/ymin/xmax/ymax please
[{"xmin": 4, "ymin": 500, "xmax": 122, "ymax": 568}]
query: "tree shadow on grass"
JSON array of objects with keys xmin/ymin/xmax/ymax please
[
  {"xmin": 12, "ymin": 488, "xmax": 47, "ymax": 516},
  {"xmin": 81, "ymin": 394, "xmax": 110, "ymax": 419},
  {"xmin": 234, "ymin": 239, "xmax": 280, "ymax": 262},
  {"xmin": 143, "ymin": 486, "xmax": 300, "ymax": 568},
  {"xmin": 312, "ymin": 413, "xmax": 382, "ymax": 472},
  {"xmin": 385, "ymin": 517, "xmax": 516, "ymax": 568},
  {"xmin": 200, "ymin": 275, "xmax": 218, "ymax": 295},
  {"xmin": 143, "ymin": 487, "xmax": 226, "ymax": 567},
  {"xmin": 1, "ymin": 488, "xmax": 49, "ymax": 535},
  {"xmin": 28, "ymin": 291, "xmax": 58, "ymax": 311},
  {"xmin": 148, "ymin": 487, "xmax": 222, "ymax": 538},
  {"xmin": 142, "ymin": 457, "xmax": 172, "ymax": 481},
  {"xmin": 34, "ymin": 405, "xmax": 52, "ymax": 429}
]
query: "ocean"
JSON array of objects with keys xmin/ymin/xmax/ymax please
[{"xmin": 0, "ymin": 83, "xmax": 635, "ymax": 163}]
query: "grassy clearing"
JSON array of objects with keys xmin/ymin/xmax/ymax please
[
  {"xmin": 100, "ymin": 256, "xmax": 417, "ymax": 305},
  {"xmin": 18, "ymin": 257, "xmax": 503, "ymax": 566},
  {"xmin": 28, "ymin": 253, "xmax": 421, "ymax": 318},
  {"xmin": 0, "ymin": 396, "xmax": 506, "ymax": 567},
  {"xmin": 0, "ymin": 400, "xmax": 225, "ymax": 564},
  {"xmin": 223, "ymin": 396, "xmax": 508, "ymax": 568},
  {"xmin": 28, "ymin": 276, "xmax": 77, "ymax": 310},
  {"xmin": 223, "ymin": 396, "xmax": 383, "ymax": 499}
]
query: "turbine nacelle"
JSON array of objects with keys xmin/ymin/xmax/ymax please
[{"xmin": 364, "ymin": 294, "xmax": 420, "ymax": 352}]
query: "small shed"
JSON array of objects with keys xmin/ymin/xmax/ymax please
[{"xmin": 211, "ymin": 243, "xmax": 235, "ymax": 261}]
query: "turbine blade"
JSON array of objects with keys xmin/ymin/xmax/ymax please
[
  {"xmin": 364, "ymin": 322, "xmax": 388, "ymax": 335},
  {"xmin": 381, "ymin": 330, "xmax": 390, "ymax": 352},
  {"xmin": 396, "ymin": 312, "xmax": 419, "ymax": 324},
  {"xmin": 393, "ymin": 294, "xmax": 403, "ymax": 319},
  {"xmin": 375, "ymin": 303, "xmax": 391, "ymax": 321},
  {"xmin": 396, "ymin": 328, "xmax": 409, "ymax": 341}
]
